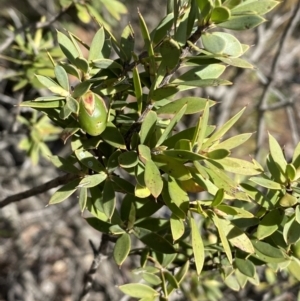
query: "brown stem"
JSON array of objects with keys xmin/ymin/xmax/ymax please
[{"xmin": 0, "ymin": 173, "xmax": 79, "ymax": 208}]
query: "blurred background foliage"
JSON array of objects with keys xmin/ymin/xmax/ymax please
[{"xmin": 1, "ymin": 0, "xmax": 300, "ymax": 301}]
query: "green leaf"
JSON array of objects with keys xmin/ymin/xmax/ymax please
[
  {"xmin": 211, "ymin": 189, "xmax": 225, "ymax": 207},
  {"xmin": 296, "ymin": 205, "xmax": 300, "ymax": 224},
  {"xmin": 79, "ymin": 187, "xmax": 87, "ymax": 212},
  {"xmin": 211, "ymin": 6, "xmax": 231, "ymax": 23},
  {"xmin": 256, "ymin": 209, "xmax": 284, "ymax": 240},
  {"xmin": 91, "ymin": 58, "xmax": 123, "ymax": 70},
  {"xmin": 60, "ymin": 63, "xmax": 81, "ymax": 79},
  {"xmin": 161, "ymin": 181, "xmax": 186, "ymax": 219},
  {"xmin": 109, "ymin": 224, "xmax": 126, "ymax": 235},
  {"xmin": 232, "ymin": 0, "xmax": 279, "ymax": 15},
  {"xmin": 112, "ymin": 175, "xmax": 135, "ymax": 194},
  {"xmin": 162, "ymin": 150, "xmax": 205, "ymax": 161},
  {"xmin": 72, "ymin": 81, "xmax": 92, "ymax": 98},
  {"xmin": 156, "ymin": 104, "xmax": 187, "ymax": 147},
  {"xmin": 268, "ymin": 133, "xmax": 287, "ymax": 173},
  {"xmin": 107, "ymin": 150, "xmax": 121, "ymax": 172},
  {"xmin": 202, "ymin": 107, "xmax": 246, "ymax": 149},
  {"xmin": 204, "ymin": 161, "xmax": 248, "ymax": 200},
  {"xmin": 167, "ymin": 260, "xmax": 189, "ymax": 294},
  {"xmin": 168, "ymin": 177, "xmax": 189, "ymax": 213},
  {"xmin": 152, "ymin": 86, "xmax": 179, "ymax": 101},
  {"xmin": 119, "ymin": 283, "xmax": 159, "ymax": 298},
  {"xmin": 101, "ymin": 122, "xmax": 126, "ymax": 149},
  {"xmin": 190, "ymin": 215, "xmax": 205, "ymax": 276},
  {"xmin": 170, "ymin": 213, "xmax": 185, "ymax": 241},
  {"xmin": 150, "ymin": 13, "xmax": 174, "ymax": 45},
  {"xmin": 54, "ymin": 65, "xmax": 69, "ymax": 91},
  {"xmin": 153, "ymin": 154, "xmax": 192, "ymax": 181},
  {"xmin": 144, "ymin": 160, "xmax": 163, "ymax": 198},
  {"xmin": 218, "ymin": 55, "xmax": 254, "ymax": 68},
  {"xmin": 34, "ymin": 96, "xmax": 65, "ymax": 101},
  {"xmin": 133, "ymin": 227, "xmax": 175, "ymax": 254},
  {"xmin": 157, "ymin": 97, "xmax": 215, "ymax": 115},
  {"xmin": 163, "ymin": 125, "xmax": 215, "ymax": 149},
  {"xmin": 211, "ymin": 212, "xmax": 232, "ymax": 263},
  {"xmin": 133, "ymin": 66, "xmax": 143, "ymax": 114},
  {"xmin": 60, "ymin": 103, "xmax": 73, "ymax": 120},
  {"xmin": 142, "ymin": 273, "xmax": 162, "ymax": 286},
  {"xmin": 252, "ymin": 240, "xmax": 286, "ymax": 262},
  {"xmin": 218, "ymin": 15, "xmax": 266, "ymax": 30},
  {"xmin": 218, "ymin": 219, "xmax": 255, "ymax": 253},
  {"xmin": 88, "ymin": 27, "xmax": 105, "ymax": 61},
  {"xmin": 201, "ymin": 32, "xmax": 227, "ymax": 54},
  {"xmin": 213, "ymin": 32, "xmax": 243, "ymax": 58},
  {"xmin": 279, "ymin": 192, "xmax": 298, "ymax": 208},
  {"xmin": 85, "ymin": 217, "xmax": 111, "ymax": 233},
  {"xmin": 19, "ymin": 99, "xmax": 65, "ymax": 109},
  {"xmin": 285, "ymin": 219, "xmax": 300, "ymax": 245},
  {"xmin": 75, "ymin": 149, "xmax": 105, "ymax": 172},
  {"xmin": 57, "ymin": 31, "xmax": 80, "ymax": 65},
  {"xmin": 172, "ymin": 78, "xmax": 232, "ymax": 88},
  {"xmin": 164, "ymin": 270, "xmax": 179, "ymax": 289},
  {"xmin": 140, "ymin": 111, "xmax": 157, "ymax": 145},
  {"xmin": 138, "ymin": 145, "xmax": 152, "ymax": 163},
  {"xmin": 216, "ymin": 157, "xmax": 261, "ymax": 175},
  {"xmin": 196, "ymin": 0, "xmax": 212, "ymax": 12},
  {"xmin": 120, "ymin": 24, "xmax": 135, "ymax": 62},
  {"xmin": 160, "ymin": 37, "xmax": 181, "ymax": 69},
  {"xmin": 74, "ymin": 57, "xmax": 89, "ymax": 73},
  {"xmin": 212, "ymin": 133, "xmax": 252, "ymax": 150},
  {"xmin": 173, "ymin": 65, "xmax": 226, "ymax": 82},
  {"xmin": 35, "ymin": 75, "xmax": 69, "ymax": 97},
  {"xmin": 288, "ymin": 260, "xmax": 300, "ymax": 281},
  {"xmin": 113, "ymin": 233, "xmax": 131, "ymax": 266},
  {"xmin": 286, "ymin": 163, "xmax": 296, "ymax": 181},
  {"xmin": 119, "ymin": 151, "xmax": 139, "ymax": 168},
  {"xmin": 267, "ymin": 154, "xmax": 286, "ymax": 184},
  {"xmin": 206, "ymin": 149, "xmax": 230, "ymax": 160},
  {"xmin": 49, "ymin": 155, "xmax": 80, "ymax": 174},
  {"xmin": 103, "ymin": 179, "xmax": 116, "ymax": 220},
  {"xmin": 138, "ymin": 10, "xmax": 156, "ymax": 77},
  {"xmin": 234, "ymin": 258, "xmax": 255, "ymax": 278},
  {"xmin": 66, "ymin": 96, "xmax": 79, "ymax": 114},
  {"xmin": 48, "ymin": 178, "xmax": 81, "ymax": 205},
  {"xmin": 192, "ymin": 101, "xmax": 209, "ymax": 152},
  {"xmin": 292, "ymin": 142, "xmax": 300, "ymax": 169},
  {"xmin": 79, "ymin": 173, "xmax": 107, "ymax": 188},
  {"xmin": 250, "ymin": 176, "xmax": 282, "ymax": 190}
]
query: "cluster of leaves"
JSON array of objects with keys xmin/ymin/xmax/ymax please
[
  {"xmin": 16, "ymin": 0, "xmax": 300, "ymax": 300},
  {"xmin": 60, "ymin": 0, "xmax": 128, "ymax": 29},
  {"xmin": 0, "ymin": 20, "xmax": 62, "ymax": 91}
]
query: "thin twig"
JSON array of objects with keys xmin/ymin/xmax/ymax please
[
  {"xmin": 0, "ymin": 4, "xmax": 74, "ymax": 54},
  {"xmin": 255, "ymin": 0, "xmax": 300, "ymax": 158},
  {"xmin": 78, "ymin": 235, "xmax": 111, "ymax": 301},
  {"xmin": 0, "ymin": 173, "xmax": 79, "ymax": 208}
]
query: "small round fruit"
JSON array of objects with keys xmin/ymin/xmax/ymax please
[{"xmin": 78, "ymin": 91, "xmax": 107, "ymax": 136}]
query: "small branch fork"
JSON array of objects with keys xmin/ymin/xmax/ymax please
[
  {"xmin": 255, "ymin": 0, "xmax": 300, "ymax": 158},
  {"xmin": 78, "ymin": 235, "xmax": 112, "ymax": 301}
]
